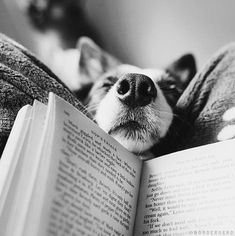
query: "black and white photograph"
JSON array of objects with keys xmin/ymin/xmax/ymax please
[{"xmin": 0, "ymin": 1, "xmax": 235, "ymax": 235}]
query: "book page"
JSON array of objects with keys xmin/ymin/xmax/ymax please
[
  {"xmin": 0, "ymin": 105, "xmax": 32, "ymax": 233},
  {"xmin": 2, "ymin": 101, "xmax": 47, "ymax": 236},
  {"xmin": 134, "ymin": 139, "xmax": 235, "ymax": 236},
  {"xmin": 23, "ymin": 95, "xmax": 58, "ymax": 236},
  {"xmin": 27, "ymin": 93, "xmax": 142, "ymax": 236}
]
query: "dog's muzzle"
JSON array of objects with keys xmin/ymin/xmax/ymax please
[
  {"xmin": 94, "ymin": 72, "xmax": 173, "ymax": 154},
  {"xmin": 116, "ymin": 73, "xmax": 157, "ymax": 107}
]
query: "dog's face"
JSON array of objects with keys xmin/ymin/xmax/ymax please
[{"xmin": 75, "ymin": 37, "xmax": 196, "ymax": 156}]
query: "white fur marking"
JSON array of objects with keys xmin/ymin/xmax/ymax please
[{"xmin": 95, "ymin": 65, "xmax": 173, "ymax": 153}]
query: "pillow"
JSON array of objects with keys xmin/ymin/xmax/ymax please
[{"xmin": 0, "ymin": 33, "xmax": 89, "ymax": 155}]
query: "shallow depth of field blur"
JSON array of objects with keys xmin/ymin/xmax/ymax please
[{"xmin": 1, "ymin": 0, "xmax": 235, "ymax": 71}]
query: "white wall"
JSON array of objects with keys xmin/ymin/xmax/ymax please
[
  {"xmin": 2, "ymin": 0, "xmax": 235, "ymax": 70},
  {"xmin": 86, "ymin": 0, "xmax": 235, "ymax": 69},
  {"xmin": 0, "ymin": 0, "xmax": 38, "ymax": 53},
  {"xmin": 0, "ymin": 1, "xmax": 19, "ymax": 42}
]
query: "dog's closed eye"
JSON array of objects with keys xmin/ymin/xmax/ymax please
[
  {"xmin": 102, "ymin": 76, "xmax": 117, "ymax": 86},
  {"xmin": 158, "ymin": 76, "xmax": 184, "ymax": 106},
  {"xmin": 159, "ymin": 80, "xmax": 181, "ymax": 93}
]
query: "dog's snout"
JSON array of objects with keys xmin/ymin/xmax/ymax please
[{"xmin": 116, "ymin": 73, "xmax": 157, "ymax": 107}]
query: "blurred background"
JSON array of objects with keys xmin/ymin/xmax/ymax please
[{"xmin": 1, "ymin": 0, "xmax": 235, "ymax": 72}]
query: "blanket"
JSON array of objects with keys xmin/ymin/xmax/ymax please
[
  {"xmin": 1, "ymin": 33, "xmax": 235, "ymax": 157},
  {"xmin": 176, "ymin": 43, "xmax": 235, "ymax": 149},
  {"xmin": 0, "ymin": 33, "xmax": 90, "ymax": 155},
  {"xmin": 155, "ymin": 42, "xmax": 235, "ymax": 156},
  {"xmin": 150, "ymin": 43, "xmax": 235, "ymax": 156}
]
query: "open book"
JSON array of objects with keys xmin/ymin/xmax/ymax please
[{"xmin": 0, "ymin": 93, "xmax": 234, "ymax": 236}]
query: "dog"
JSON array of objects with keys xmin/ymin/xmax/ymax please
[{"xmin": 74, "ymin": 37, "xmax": 196, "ymax": 159}]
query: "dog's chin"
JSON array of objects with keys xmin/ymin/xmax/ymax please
[
  {"xmin": 111, "ymin": 133, "xmax": 155, "ymax": 154},
  {"xmin": 108, "ymin": 122, "xmax": 158, "ymax": 154}
]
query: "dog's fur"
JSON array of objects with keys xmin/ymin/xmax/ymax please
[{"xmin": 75, "ymin": 38, "xmax": 196, "ymax": 158}]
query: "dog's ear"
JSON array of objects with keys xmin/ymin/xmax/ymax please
[
  {"xmin": 77, "ymin": 37, "xmax": 120, "ymax": 84},
  {"xmin": 165, "ymin": 53, "xmax": 197, "ymax": 90}
]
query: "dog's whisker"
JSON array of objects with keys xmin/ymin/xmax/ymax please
[
  {"xmin": 84, "ymin": 103, "xmax": 98, "ymax": 109},
  {"xmin": 86, "ymin": 107, "xmax": 97, "ymax": 112},
  {"xmin": 153, "ymin": 108, "xmax": 177, "ymax": 117},
  {"xmin": 160, "ymin": 109, "xmax": 193, "ymax": 128},
  {"xmin": 85, "ymin": 104, "xmax": 99, "ymax": 113},
  {"xmin": 85, "ymin": 108, "xmax": 97, "ymax": 113}
]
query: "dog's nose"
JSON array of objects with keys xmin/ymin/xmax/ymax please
[{"xmin": 116, "ymin": 73, "xmax": 157, "ymax": 107}]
